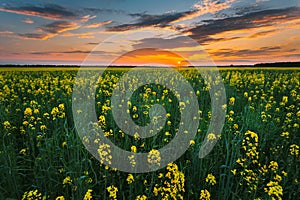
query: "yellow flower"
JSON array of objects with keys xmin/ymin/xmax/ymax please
[
  {"xmin": 126, "ymin": 174, "xmax": 134, "ymax": 184},
  {"xmin": 282, "ymin": 96, "xmax": 288, "ymax": 104},
  {"xmin": 62, "ymin": 176, "xmax": 72, "ymax": 185},
  {"xmin": 128, "ymin": 155, "xmax": 136, "ymax": 167},
  {"xmin": 207, "ymin": 133, "xmax": 217, "ymax": 141},
  {"xmin": 22, "ymin": 189, "xmax": 42, "ymax": 200},
  {"xmin": 136, "ymin": 195, "xmax": 147, "ymax": 200},
  {"xmin": 58, "ymin": 103, "xmax": 64, "ymax": 111},
  {"xmin": 280, "ymin": 131, "xmax": 289, "ymax": 138},
  {"xmin": 190, "ymin": 140, "xmax": 195, "ymax": 145},
  {"xmin": 98, "ymin": 143, "xmax": 112, "ymax": 165},
  {"xmin": 229, "ymin": 97, "xmax": 235, "ymax": 105},
  {"xmin": 281, "ymin": 171, "xmax": 287, "ymax": 177},
  {"xmin": 205, "ymin": 173, "xmax": 216, "ymax": 185},
  {"xmin": 131, "ymin": 145, "xmax": 137, "ymax": 153},
  {"xmin": 107, "ymin": 185, "xmax": 118, "ymax": 200},
  {"xmin": 233, "ymin": 124, "xmax": 239, "ymax": 130},
  {"xmin": 133, "ymin": 113, "xmax": 139, "ymax": 119},
  {"xmin": 199, "ymin": 189, "xmax": 210, "ymax": 200},
  {"xmin": 154, "ymin": 163, "xmax": 185, "ymax": 199},
  {"xmin": 132, "ymin": 106, "xmax": 137, "ymax": 112},
  {"xmin": 264, "ymin": 181, "xmax": 283, "ymax": 199},
  {"xmin": 274, "ymin": 174, "xmax": 282, "ymax": 182},
  {"xmin": 24, "ymin": 107, "xmax": 33, "ymax": 116},
  {"xmin": 231, "ymin": 169, "xmax": 237, "ymax": 175},
  {"xmin": 147, "ymin": 149, "xmax": 161, "ymax": 166},
  {"xmin": 33, "ymin": 108, "xmax": 39, "ymax": 114},
  {"xmin": 40, "ymin": 125, "xmax": 46, "ymax": 131},
  {"xmin": 290, "ymin": 144, "xmax": 299, "ymax": 157},
  {"xmin": 55, "ymin": 196, "xmax": 65, "ymax": 200},
  {"xmin": 134, "ymin": 132, "xmax": 140, "ymax": 140},
  {"xmin": 62, "ymin": 141, "xmax": 67, "ymax": 148},
  {"xmin": 19, "ymin": 148, "xmax": 27, "ymax": 155},
  {"xmin": 269, "ymin": 161, "xmax": 278, "ymax": 172},
  {"xmin": 3, "ymin": 121, "xmax": 11, "ymax": 129},
  {"xmin": 83, "ymin": 189, "xmax": 93, "ymax": 200},
  {"xmin": 98, "ymin": 115, "xmax": 106, "ymax": 127}
]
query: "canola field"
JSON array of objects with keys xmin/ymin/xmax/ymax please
[{"xmin": 0, "ymin": 67, "xmax": 299, "ymax": 200}]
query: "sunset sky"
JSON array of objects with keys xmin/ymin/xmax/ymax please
[{"xmin": 0, "ymin": 0, "xmax": 299, "ymax": 66}]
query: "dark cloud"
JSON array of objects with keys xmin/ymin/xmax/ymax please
[
  {"xmin": 211, "ymin": 46, "xmax": 283, "ymax": 57},
  {"xmin": 39, "ymin": 21, "xmax": 79, "ymax": 34},
  {"xmin": 107, "ymin": 11, "xmax": 191, "ymax": 31},
  {"xmin": 284, "ymin": 53, "xmax": 300, "ymax": 58},
  {"xmin": 0, "ymin": 4, "xmax": 77, "ymax": 20},
  {"xmin": 187, "ymin": 6, "xmax": 300, "ymax": 44},
  {"xmin": 17, "ymin": 21, "xmax": 80, "ymax": 40},
  {"xmin": 18, "ymin": 33, "xmax": 49, "ymax": 40},
  {"xmin": 132, "ymin": 36, "xmax": 198, "ymax": 49},
  {"xmin": 233, "ymin": 4, "xmax": 263, "ymax": 16},
  {"xmin": 29, "ymin": 50, "xmax": 109, "ymax": 55},
  {"xmin": 83, "ymin": 8, "xmax": 127, "ymax": 15},
  {"xmin": 86, "ymin": 42, "xmax": 100, "ymax": 45}
]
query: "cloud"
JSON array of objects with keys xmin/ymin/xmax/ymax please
[
  {"xmin": 83, "ymin": 8, "xmax": 127, "ymax": 15},
  {"xmin": 61, "ymin": 32, "xmax": 95, "ymax": 38},
  {"xmin": 107, "ymin": 0, "xmax": 235, "ymax": 32},
  {"xmin": 38, "ymin": 21, "xmax": 80, "ymax": 34},
  {"xmin": 210, "ymin": 46, "xmax": 283, "ymax": 58},
  {"xmin": 107, "ymin": 12, "xmax": 188, "ymax": 31},
  {"xmin": 29, "ymin": 50, "xmax": 109, "ymax": 55},
  {"xmin": 86, "ymin": 42, "xmax": 100, "ymax": 45},
  {"xmin": 0, "ymin": 4, "xmax": 77, "ymax": 20},
  {"xmin": 0, "ymin": 31, "xmax": 14, "ymax": 36},
  {"xmin": 174, "ymin": 0, "xmax": 235, "ymax": 22},
  {"xmin": 248, "ymin": 29, "xmax": 278, "ymax": 38},
  {"xmin": 23, "ymin": 18, "xmax": 34, "ymax": 24},
  {"xmin": 18, "ymin": 33, "xmax": 51, "ymax": 40},
  {"xmin": 80, "ymin": 15, "xmax": 97, "ymax": 23},
  {"xmin": 0, "ymin": 30, "xmax": 52, "ymax": 40},
  {"xmin": 32, "ymin": 50, "xmax": 90, "ymax": 54},
  {"xmin": 186, "ymin": 6, "xmax": 300, "ymax": 44},
  {"xmin": 0, "ymin": 4, "xmax": 99, "ymax": 40},
  {"xmin": 132, "ymin": 36, "xmax": 198, "ymax": 49},
  {"xmin": 233, "ymin": 4, "xmax": 262, "ymax": 16},
  {"xmin": 17, "ymin": 21, "xmax": 81, "ymax": 40},
  {"xmin": 85, "ymin": 20, "xmax": 112, "ymax": 28}
]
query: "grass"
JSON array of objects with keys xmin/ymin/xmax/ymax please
[{"xmin": 0, "ymin": 67, "xmax": 299, "ymax": 200}]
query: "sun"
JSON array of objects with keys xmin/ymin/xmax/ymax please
[{"xmin": 177, "ymin": 61, "xmax": 181, "ymax": 65}]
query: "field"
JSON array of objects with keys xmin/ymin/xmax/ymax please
[{"xmin": 0, "ymin": 67, "xmax": 299, "ymax": 200}]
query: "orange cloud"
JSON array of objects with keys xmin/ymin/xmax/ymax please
[
  {"xmin": 80, "ymin": 15, "xmax": 96, "ymax": 23},
  {"xmin": 23, "ymin": 18, "xmax": 34, "ymax": 24},
  {"xmin": 0, "ymin": 31, "xmax": 14, "ymax": 36},
  {"xmin": 17, "ymin": 21, "xmax": 81, "ymax": 40},
  {"xmin": 85, "ymin": 20, "xmax": 112, "ymax": 28},
  {"xmin": 61, "ymin": 32, "xmax": 94, "ymax": 38}
]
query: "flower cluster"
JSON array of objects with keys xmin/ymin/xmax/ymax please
[{"xmin": 153, "ymin": 163, "xmax": 185, "ymax": 200}]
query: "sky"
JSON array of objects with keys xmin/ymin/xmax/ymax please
[{"xmin": 0, "ymin": 0, "xmax": 299, "ymax": 66}]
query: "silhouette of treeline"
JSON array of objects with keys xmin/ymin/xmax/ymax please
[{"xmin": 253, "ymin": 62, "xmax": 300, "ymax": 68}]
